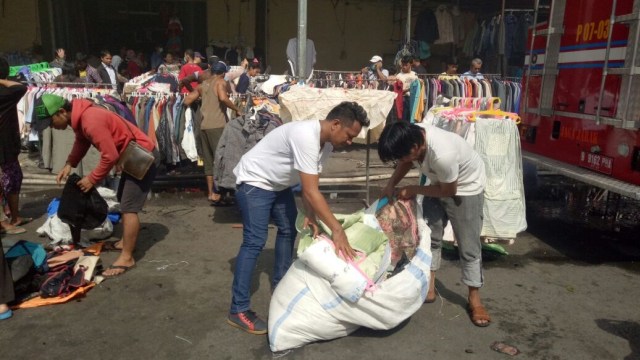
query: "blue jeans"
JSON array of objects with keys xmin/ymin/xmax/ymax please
[{"xmin": 230, "ymin": 183, "xmax": 298, "ymax": 314}]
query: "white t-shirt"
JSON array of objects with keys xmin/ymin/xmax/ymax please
[
  {"xmin": 414, "ymin": 124, "xmax": 485, "ymax": 196},
  {"xmin": 234, "ymin": 120, "xmax": 333, "ymax": 191},
  {"xmin": 395, "ymin": 70, "xmax": 418, "ymax": 93}
]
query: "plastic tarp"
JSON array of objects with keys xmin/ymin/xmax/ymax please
[
  {"xmin": 278, "ymin": 86, "xmax": 397, "ymax": 143},
  {"xmin": 268, "ymin": 197, "xmax": 431, "ymax": 352}
]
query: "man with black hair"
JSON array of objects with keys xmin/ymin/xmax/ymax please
[
  {"xmin": 0, "ymin": 57, "xmax": 30, "ymax": 234},
  {"xmin": 178, "ymin": 48, "xmax": 200, "ymax": 93},
  {"xmin": 438, "ymin": 57, "xmax": 460, "ymax": 80},
  {"xmin": 183, "ymin": 61, "xmax": 242, "ymax": 205},
  {"xmin": 97, "ymin": 50, "xmax": 126, "ymax": 92},
  {"xmin": 33, "ymin": 93, "xmax": 158, "ymax": 278},
  {"xmin": 227, "ymin": 101, "xmax": 369, "ymax": 335},
  {"xmin": 378, "ymin": 121, "xmax": 491, "ymax": 327}
]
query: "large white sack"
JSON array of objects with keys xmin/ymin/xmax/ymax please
[{"xmin": 268, "ymin": 197, "xmax": 431, "ymax": 352}]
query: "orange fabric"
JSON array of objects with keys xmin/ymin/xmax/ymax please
[
  {"xmin": 84, "ymin": 242, "xmax": 104, "ymax": 255},
  {"xmin": 12, "ymin": 283, "xmax": 96, "ymax": 309}
]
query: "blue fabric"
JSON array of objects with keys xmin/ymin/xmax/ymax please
[
  {"xmin": 5, "ymin": 240, "xmax": 47, "ymax": 268},
  {"xmin": 230, "ymin": 183, "xmax": 297, "ymax": 314},
  {"xmin": 47, "ymin": 198, "xmax": 61, "ymax": 217},
  {"xmin": 409, "ymin": 80, "xmax": 421, "ymax": 124}
]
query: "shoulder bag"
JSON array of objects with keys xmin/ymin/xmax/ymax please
[{"xmin": 116, "ymin": 119, "xmax": 155, "ymax": 180}]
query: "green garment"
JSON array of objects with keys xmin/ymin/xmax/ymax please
[{"xmin": 296, "ymin": 210, "xmax": 388, "ymax": 279}]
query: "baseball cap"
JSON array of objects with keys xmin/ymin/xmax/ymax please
[
  {"xmin": 369, "ymin": 55, "xmax": 383, "ymax": 63},
  {"xmin": 194, "ymin": 52, "xmax": 206, "ymax": 60},
  {"xmin": 208, "ymin": 55, "xmax": 220, "ymax": 68},
  {"xmin": 33, "ymin": 94, "xmax": 66, "ymax": 131},
  {"xmin": 211, "ymin": 61, "xmax": 228, "ymax": 73}
]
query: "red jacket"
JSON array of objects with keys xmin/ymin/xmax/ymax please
[{"xmin": 66, "ymin": 99, "xmax": 155, "ymax": 184}]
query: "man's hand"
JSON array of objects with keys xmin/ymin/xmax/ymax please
[
  {"xmin": 303, "ymin": 216, "xmax": 319, "ymax": 238},
  {"xmin": 76, "ymin": 176, "xmax": 95, "ymax": 193},
  {"xmin": 380, "ymin": 184, "xmax": 396, "ymax": 204},
  {"xmin": 56, "ymin": 164, "xmax": 72, "ymax": 185},
  {"xmin": 396, "ymin": 185, "xmax": 419, "ymax": 200},
  {"xmin": 332, "ymin": 228, "xmax": 356, "ymax": 260}
]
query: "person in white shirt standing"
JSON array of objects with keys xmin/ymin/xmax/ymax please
[
  {"xmin": 228, "ymin": 101, "xmax": 369, "ymax": 335},
  {"xmin": 378, "ymin": 121, "xmax": 491, "ymax": 328},
  {"xmin": 394, "ymin": 55, "xmax": 419, "ymax": 121}
]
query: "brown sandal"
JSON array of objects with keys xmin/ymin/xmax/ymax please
[{"xmin": 468, "ymin": 304, "xmax": 492, "ymax": 327}]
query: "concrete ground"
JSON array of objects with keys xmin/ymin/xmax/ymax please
[{"xmin": 1, "ymin": 147, "xmax": 639, "ymax": 360}]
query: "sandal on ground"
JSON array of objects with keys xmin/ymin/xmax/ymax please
[
  {"xmin": 14, "ymin": 217, "xmax": 33, "ymax": 226},
  {"xmin": 102, "ymin": 264, "xmax": 136, "ymax": 278},
  {"xmin": 0, "ymin": 226, "xmax": 26, "ymax": 235},
  {"xmin": 468, "ymin": 304, "xmax": 492, "ymax": 327},
  {"xmin": 101, "ymin": 241, "xmax": 123, "ymax": 252},
  {"xmin": 210, "ymin": 198, "xmax": 231, "ymax": 207},
  {"xmin": 0, "ymin": 309, "xmax": 12, "ymax": 320}
]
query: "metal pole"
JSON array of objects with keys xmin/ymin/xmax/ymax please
[
  {"xmin": 365, "ymin": 130, "xmax": 371, "ymax": 205},
  {"xmin": 501, "ymin": 0, "xmax": 506, "ymax": 77},
  {"xmin": 297, "ymin": 0, "xmax": 307, "ymax": 80},
  {"xmin": 596, "ymin": 0, "xmax": 618, "ymax": 125},
  {"xmin": 523, "ymin": 0, "xmax": 541, "ymax": 114},
  {"xmin": 406, "ymin": 0, "xmax": 412, "ymax": 43}
]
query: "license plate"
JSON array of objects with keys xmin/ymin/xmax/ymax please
[{"xmin": 579, "ymin": 152, "xmax": 613, "ymax": 175}]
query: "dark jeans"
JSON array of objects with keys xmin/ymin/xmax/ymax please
[{"xmin": 230, "ymin": 183, "xmax": 297, "ymax": 314}]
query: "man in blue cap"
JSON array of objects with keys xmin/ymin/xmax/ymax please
[{"xmin": 184, "ymin": 61, "xmax": 243, "ymax": 205}]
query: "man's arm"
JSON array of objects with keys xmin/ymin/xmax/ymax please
[
  {"xmin": 0, "ymin": 79, "xmax": 24, "ymax": 88},
  {"xmin": 180, "ymin": 73, "xmax": 198, "ymax": 92},
  {"xmin": 183, "ymin": 84, "xmax": 202, "ymax": 107},
  {"xmin": 300, "ymin": 172, "xmax": 356, "ymax": 259},
  {"xmin": 381, "ymin": 160, "xmax": 413, "ymax": 200},
  {"xmin": 397, "ymin": 181, "xmax": 458, "ymax": 199},
  {"xmin": 216, "ymin": 80, "xmax": 243, "ymax": 114}
]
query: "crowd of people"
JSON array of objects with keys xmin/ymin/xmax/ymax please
[
  {"xmin": 43, "ymin": 46, "xmax": 262, "ymax": 96},
  {"xmin": 0, "ymin": 46, "xmax": 491, "ymax": 336}
]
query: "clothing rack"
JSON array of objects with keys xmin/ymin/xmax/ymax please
[
  {"xmin": 21, "ymin": 80, "xmax": 116, "ymax": 88},
  {"xmin": 503, "ymin": 8, "xmax": 534, "ymax": 12}
]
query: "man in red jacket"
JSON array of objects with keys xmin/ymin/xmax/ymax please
[{"xmin": 34, "ymin": 94, "xmax": 158, "ymax": 278}]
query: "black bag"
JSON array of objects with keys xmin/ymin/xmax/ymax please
[
  {"xmin": 40, "ymin": 266, "xmax": 73, "ymax": 298},
  {"xmin": 57, "ymin": 173, "xmax": 108, "ymax": 230}
]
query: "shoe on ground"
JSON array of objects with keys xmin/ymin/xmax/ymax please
[{"xmin": 227, "ymin": 310, "xmax": 267, "ymax": 335}]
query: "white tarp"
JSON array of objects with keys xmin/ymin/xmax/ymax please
[
  {"xmin": 278, "ymin": 86, "xmax": 397, "ymax": 142},
  {"xmin": 268, "ymin": 198, "xmax": 431, "ymax": 352}
]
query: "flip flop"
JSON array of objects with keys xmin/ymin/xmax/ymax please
[
  {"xmin": 14, "ymin": 217, "xmax": 33, "ymax": 226},
  {"xmin": 0, "ymin": 309, "xmax": 12, "ymax": 320},
  {"xmin": 102, "ymin": 264, "xmax": 136, "ymax": 278},
  {"xmin": 0, "ymin": 226, "xmax": 26, "ymax": 235},
  {"xmin": 210, "ymin": 199, "xmax": 231, "ymax": 207},
  {"xmin": 101, "ymin": 241, "xmax": 123, "ymax": 252}
]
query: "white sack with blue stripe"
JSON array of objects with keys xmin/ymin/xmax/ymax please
[{"xmin": 268, "ymin": 197, "xmax": 432, "ymax": 352}]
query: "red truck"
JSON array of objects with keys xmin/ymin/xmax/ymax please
[{"xmin": 520, "ymin": 0, "xmax": 640, "ymax": 201}]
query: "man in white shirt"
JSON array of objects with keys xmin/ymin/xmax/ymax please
[
  {"xmin": 378, "ymin": 122, "xmax": 491, "ymax": 328},
  {"xmin": 361, "ymin": 55, "xmax": 389, "ymax": 89},
  {"xmin": 228, "ymin": 102, "xmax": 369, "ymax": 335},
  {"xmin": 461, "ymin": 58, "xmax": 484, "ymax": 80}
]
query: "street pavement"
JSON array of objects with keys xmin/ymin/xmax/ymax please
[{"xmin": 1, "ymin": 147, "xmax": 639, "ymax": 360}]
